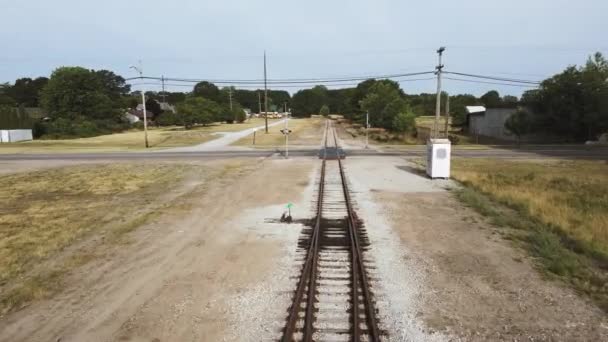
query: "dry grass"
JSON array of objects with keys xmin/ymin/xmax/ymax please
[
  {"xmin": 452, "ymin": 159, "xmax": 608, "ymax": 255},
  {"xmin": 0, "ymin": 118, "xmax": 276, "ymax": 154},
  {"xmin": 0, "ymin": 163, "xmax": 204, "ymax": 313},
  {"xmin": 451, "ymin": 158, "xmax": 608, "ymax": 310},
  {"xmin": 231, "ymin": 118, "xmax": 324, "ymax": 147}
]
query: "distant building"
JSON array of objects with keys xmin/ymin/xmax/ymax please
[
  {"xmin": 0, "ymin": 129, "xmax": 33, "ymax": 143},
  {"xmin": 467, "ymin": 106, "xmax": 520, "ymax": 141},
  {"xmin": 126, "ymin": 109, "xmax": 154, "ymax": 124},
  {"xmin": 159, "ymin": 102, "xmax": 176, "ymax": 113}
]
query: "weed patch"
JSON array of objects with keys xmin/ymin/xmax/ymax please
[{"xmin": 451, "ymin": 159, "xmax": 608, "ymax": 312}]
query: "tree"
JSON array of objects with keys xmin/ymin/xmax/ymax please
[
  {"xmin": 0, "ymin": 83, "xmax": 17, "ymax": 106},
  {"xmin": 145, "ymin": 98, "xmax": 162, "ymax": 115},
  {"xmin": 235, "ymin": 108, "xmax": 247, "ymax": 123},
  {"xmin": 327, "ymin": 88, "xmax": 355, "ymax": 115},
  {"xmin": 392, "ymin": 109, "xmax": 416, "ymax": 133},
  {"xmin": 222, "ymin": 103, "xmax": 245, "ymax": 123},
  {"xmin": 522, "ymin": 53, "xmax": 608, "ymax": 141},
  {"xmin": 269, "ymin": 90, "xmax": 291, "ymax": 111},
  {"xmin": 291, "ymin": 85, "xmax": 328, "ymax": 117},
  {"xmin": 319, "ymin": 105, "xmax": 330, "ymax": 116},
  {"xmin": 350, "ymin": 79, "xmax": 404, "ymax": 122},
  {"xmin": 449, "ymin": 94, "xmax": 480, "ymax": 126},
  {"xmin": 6, "ymin": 77, "xmax": 49, "ymax": 107},
  {"xmin": 502, "ymin": 95, "xmax": 519, "ymax": 108},
  {"xmin": 480, "ymin": 90, "xmax": 502, "ymax": 108},
  {"xmin": 93, "ymin": 70, "xmax": 129, "ymax": 100},
  {"xmin": 40, "ymin": 67, "xmax": 122, "ymax": 121},
  {"xmin": 155, "ymin": 111, "xmax": 179, "ymax": 126},
  {"xmin": 360, "ymin": 81, "xmax": 409, "ymax": 130},
  {"xmin": 193, "ymin": 81, "xmax": 221, "ymax": 102},
  {"xmin": 177, "ymin": 97, "xmax": 221, "ymax": 129},
  {"xmin": 504, "ymin": 108, "xmax": 533, "ymax": 146},
  {"xmin": 166, "ymin": 92, "xmax": 186, "ymax": 104}
]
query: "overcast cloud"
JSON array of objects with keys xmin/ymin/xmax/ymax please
[{"xmin": 1, "ymin": 0, "xmax": 607, "ymax": 96}]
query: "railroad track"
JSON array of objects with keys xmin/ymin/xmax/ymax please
[{"xmin": 281, "ymin": 121, "xmax": 382, "ymax": 342}]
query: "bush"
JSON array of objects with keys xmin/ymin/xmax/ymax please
[
  {"xmin": 36, "ymin": 118, "xmax": 129, "ymax": 139},
  {"xmin": 319, "ymin": 105, "xmax": 330, "ymax": 116},
  {"xmin": 392, "ymin": 110, "xmax": 416, "ymax": 133},
  {"xmin": 156, "ymin": 111, "xmax": 180, "ymax": 126},
  {"xmin": 132, "ymin": 121, "xmax": 145, "ymax": 130},
  {"xmin": 235, "ymin": 109, "xmax": 246, "ymax": 123}
]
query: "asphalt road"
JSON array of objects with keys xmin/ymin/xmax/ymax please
[{"xmin": 0, "ymin": 146, "xmax": 606, "ymax": 161}]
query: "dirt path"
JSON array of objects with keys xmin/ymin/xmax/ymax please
[
  {"xmin": 345, "ymin": 156, "xmax": 608, "ymax": 341},
  {"xmin": 162, "ymin": 119, "xmax": 286, "ymax": 152},
  {"xmin": 0, "ymin": 157, "xmax": 316, "ymax": 342}
]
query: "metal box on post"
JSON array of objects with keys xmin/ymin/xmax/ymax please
[{"xmin": 426, "ymin": 138, "xmax": 451, "ymax": 179}]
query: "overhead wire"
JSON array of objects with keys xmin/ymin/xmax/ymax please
[
  {"xmin": 129, "ymin": 77, "xmax": 437, "ymax": 90},
  {"xmin": 124, "ymin": 71, "xmax": 436, "ymax": 84},
  {"xmin": 443, "ymin": 77, "xmax": 539, "ymax": 88},
  {"xmin": 443, "ymin": 71, "xmax": 541, "ymax": 85}
]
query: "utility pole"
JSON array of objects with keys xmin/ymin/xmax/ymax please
[
  {"xmin": 264, "ymin": 50, "xmax": 269, "ymax": 133},
  {"xmin": 161, "ymin": 75, "xmax": 167, "ymax": 104},
  {"xmin": 444, "ymin": 93, "xmax": 450, "ymax": 137},
  {"xmin": 258, "ymin": 91, "xmax": 262, "ymax": 114},
  {"xmin": 365, "ymin": 111, "xmax": 369, "ymax": 149},
  {"xmin": 130, "ymin": 61, "xmax": 149, "ymax": 148},
  {"xmin": 433, "ymin": 47, "xmax": 445, "ymax": 139},
  {"xmin": 284, "ymin": 113, "xmax": 289, "ymax": 159},
  {"xmin": 228, "ymin": 87, "xmax": 233, "ymax": 110}
]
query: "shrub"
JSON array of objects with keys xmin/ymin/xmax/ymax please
[
  {"xmin": 156, "ymin": 111, "xmax": 180, "ymax": 126},
  {"xmin": 319, "ymin": 105, "xmax": 330, "ymax": 116}
]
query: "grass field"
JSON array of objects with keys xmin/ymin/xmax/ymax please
[
  {"xmin": 451, "ymin": 158, "xmax": 608, "ymax": 310},
  {"xmin": 231, "ymin": 117, "xmax": 324, "ymax": 147},
  {"xmin": 0, "ymin": 163, "xmax": 207, "ymax": 314},
  {"xmin": 0, "ymin": 118, "xmax": 277, "ymax": 154}
]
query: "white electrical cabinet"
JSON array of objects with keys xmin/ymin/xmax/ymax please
[{"xmin": 426, "ymin": 139, "xmax": 451, "ymax": 179}]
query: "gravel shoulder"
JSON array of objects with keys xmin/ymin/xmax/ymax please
[{"xmin": 345, "ymin": 156, "xmax": 608, "ymax": 341}]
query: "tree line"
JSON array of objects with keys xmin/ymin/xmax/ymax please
[
  {"xmin": 520, "ymin": 52, "xmax": 608, "ymax": 141},
  {"xmin": 288, "ymin": 80, "xmax": 520, "ymax": 133},
  {"xmin": 1, "ymin": 52, "xmax": 606, "ymax": 141}
]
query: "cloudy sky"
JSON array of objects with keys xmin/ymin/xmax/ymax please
[{"xmin": 1, "ymin": 0, "xmax": 607, "ymax": 97}]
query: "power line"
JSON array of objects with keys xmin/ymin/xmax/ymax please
[
  {"xmin": 129, "ymin": 78, "xmax": 436, "ymax": 89},
  {"xmin": 444, "ymin": 71, "xmax": 541, "ymax": 84},
  {"xmin": 124, "ymin": 71, "xmax": 435, "ymax": 85},
  {"xmin": 443, "ymin": 77, "xmax": 539, "ymax": 88}
]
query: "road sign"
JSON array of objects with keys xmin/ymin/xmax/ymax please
[
  {"xmin": 280, "ymin": 129, "xmax": 292, "ymax": 135},
  {"xmin": 286, "ymin": 203, "xmax": 294, "ymax": 209}
]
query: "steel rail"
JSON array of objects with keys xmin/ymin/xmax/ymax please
[
  {"xmin": 281, "ymin": 122, "xmax": 329, "ymax": 342},
  {"xmin": 332, "ymin": 123, "xmax": 381, "ymax": 341},
  {"xmin": 282, "ymin": 121, "xmax": 381, "ymax": 341}
]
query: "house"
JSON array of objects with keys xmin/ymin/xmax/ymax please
[
  {"xmin": 126, "ymin": 109, "xmax": 154, "ymax": 124},
  {"xmin": 467, "ymin": 106, "xmax": 521, "ymax": 141},
  {"xmin": 159, "ymin": 102, "xmax": 176, "ymax": 113}
]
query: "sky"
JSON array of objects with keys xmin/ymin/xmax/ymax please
[{"xmin": 1, "ymin": 0, "xmax": 607, "ymax": 97}]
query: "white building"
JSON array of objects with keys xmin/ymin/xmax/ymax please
[{"xmin": 0, "ymin": 129, "xmax": 33, "ymax": 143}]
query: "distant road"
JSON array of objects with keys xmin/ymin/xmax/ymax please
[
  {"xmin": 0, "ymin": 146, "xmax": 606, "ymax": 161},
  {"xmin": 159, "ymin": 119, "xmax": 286, "ymax": 152}
]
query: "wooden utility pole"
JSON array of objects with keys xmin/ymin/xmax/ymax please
[
  {"xmin": 444, "ymin": 93, "xmax": 450, "ymax": 137},
  {"xmin": 161, "ymin": 75, "xmax": 167, "ymax": 103},
  {"xmin": 228, "ymin": 87, "xmax": 233, "ymax": 110},
  {"xmin": 264, "ymin": 51, "xmax": 269, "ymax": 133},
  {"xmin": 433, "ymin": 47, "xmax": 445, "ymax": 139},
  {"xmin": 258, "ymin": 91, "xmax": 262, "ymax": 114}
]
